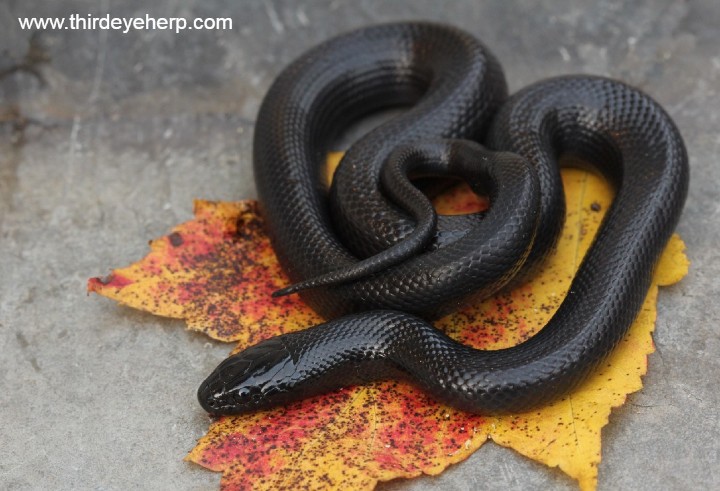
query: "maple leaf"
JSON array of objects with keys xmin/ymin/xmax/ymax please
[{"xmin": 89, "ymin": 154, "xmax": 688, "ymax": 491}]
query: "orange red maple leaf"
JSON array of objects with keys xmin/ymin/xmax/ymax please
[{"xmin": 89, "ymin": 162, "xmax": 688, "ymax": 491}]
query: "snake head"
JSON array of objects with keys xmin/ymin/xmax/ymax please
[{"xmin": 198, "ymin": 337, "xmax": 297, "ymax": 414}]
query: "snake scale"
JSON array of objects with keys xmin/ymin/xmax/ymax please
[{"xmin": 198, "ymin": 22, "xmax": 689, "ymax": 415}]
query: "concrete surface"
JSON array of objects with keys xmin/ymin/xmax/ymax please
[{"xmin": 1, "ymin": 0, "xmax": 718, "ymax": 489}]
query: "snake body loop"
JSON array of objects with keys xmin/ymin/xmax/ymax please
[{"xmin": 198, "ymin": 22, "xmax": 689, "ymax": 415}]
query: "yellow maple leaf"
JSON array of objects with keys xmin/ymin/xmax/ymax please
[{"xmin": 89, "ymin": 155, "xmax": 688, "ymax": 491}]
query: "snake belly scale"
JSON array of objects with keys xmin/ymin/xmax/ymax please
[{"xmin": 198, "ymin": 22, "xmax": 689, "ymax": 415}]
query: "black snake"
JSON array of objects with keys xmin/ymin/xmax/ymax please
[{"xmin": 198, "ymin": 22, "xmax": 688, "ymax": 415}]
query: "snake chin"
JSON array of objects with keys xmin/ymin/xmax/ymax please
[{"xmin": 198, "ymin": 337, "xmax": 296, "ymax": 414}]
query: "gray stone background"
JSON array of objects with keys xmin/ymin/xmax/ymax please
[{"xmin": 1, "ymin": 0, "xmax": 718, "ymax": 489}]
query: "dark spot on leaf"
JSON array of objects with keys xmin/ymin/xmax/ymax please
[{"xmin": 169, "ymin": 232, "xmax": 184, "ymax": 247}]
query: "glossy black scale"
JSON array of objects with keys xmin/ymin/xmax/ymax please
[{"xmin": 198, "ymin": 22, "xmax": 689, "ymax": 415}]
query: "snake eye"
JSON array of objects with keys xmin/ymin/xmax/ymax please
[{"xmin": 232, "ymin": 387, "xmax": 251, "ymax": 404}]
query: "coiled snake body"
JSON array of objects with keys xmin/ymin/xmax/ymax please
[{"xmin": 198, "ymin": 22, "xmax": 688, "ymax": 415}]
